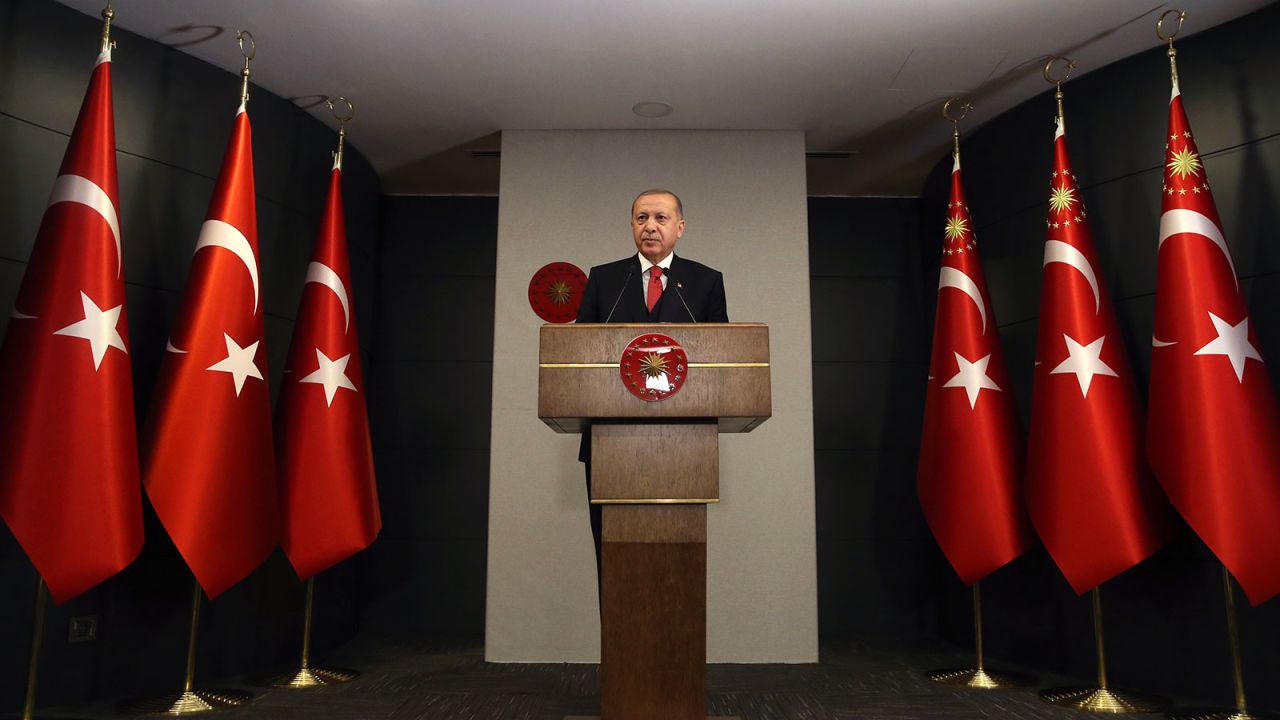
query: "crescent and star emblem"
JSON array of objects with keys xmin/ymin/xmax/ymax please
[
  {"xmin": 1152, "ymin": 208, "xmax": 1240, "ymax": 349},
  {"xmin": 299, "ymin": 348, "xmax": 357, "ymax": 405},
  {"xmin": 942, "ymin": 352, "xmax": 1000, "ymax": 409},
  {"xmin": 1043, "ymin": 240, "xmax": 1100, "ymax": 314},
  {"xmin": 298, "ymin": 263, "xmax": 359, "ymax": 405},
  {"xmin": 1193, "ymin": 313, "xmax": 1262, "ymax": 383},
  {"xmin": 938, "ymin": 267, "xmax": 987, "ymax": 335},
  {"xmin": 166, "ymin": 218, "xmax": 261, "ymax": 358},
  {"xmin": 304, "ymin": 261, "xmax": 351, "ymax": 333},
  {"xmin": 164, "ymin": 219, "xmax": 266, "ymax": 396},
  {"xmin": 20, "ymin": 174, "xmax": 130, "ymax": 371}
]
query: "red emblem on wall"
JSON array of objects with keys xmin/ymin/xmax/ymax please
[
  {"xmin": 620, "ymin": 333, "xmax": 688, "ymax": 402},
  {"xmin": 528, "ymin": 262, "xmax": 587, "ymax": 323}
]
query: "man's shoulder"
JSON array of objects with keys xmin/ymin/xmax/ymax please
[
  {"xmin": 671, "ymin": 255, "xmax": 722, "ymax": 278},
  {"xmin": 587, "ymin": 256, "xmax": 639, "ymax": 276},
  {"xmin": 586, "ymin": 254, "xmax": 640, "ymax": 280}
]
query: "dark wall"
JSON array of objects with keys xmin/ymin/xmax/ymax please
[
  {"xmin": 361, "ymin": 196, "xmax": 496, "ymax": 637},
  {"xmin": 0, "ymin": 0, "xmax": 382, "ymax": 709},
  {"xmin": 921, "ymin": 3, "xmax": 1280, "ymax": 710},
  {"xmin": 807, "ymin": 197, "xmax": 942, "ymax": 641}
]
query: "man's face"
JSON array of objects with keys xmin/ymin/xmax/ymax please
[{"xmin": 631, "ymin": 193, "xmax": 684, "ymax": 264}]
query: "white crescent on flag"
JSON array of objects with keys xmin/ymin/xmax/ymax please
[
  {"xmin": 194, "ymin": 219, "xmax": 260, "ymax": 313},
  {"xmin": 1159, "ymin": 209, "xmax": 1237, "ymax": 290},
  {"xmin": 939, "ymin": 266, "xmax": 987, "ymax": 334},
  {"xmin": 304, "ymin": 261, "xmax": 351, "ymax": 333},
  {"xmin": 48, "ymin": 174, "xmax": 121, "ymax": 278},
  {"xmin": 1044, "ymin": 239, "xmax": 1100, "ymax": 314}
]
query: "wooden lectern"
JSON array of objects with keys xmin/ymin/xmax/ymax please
[{"xmin": 538, "ymin": 323, "xmax": 771, "ymax": 720}]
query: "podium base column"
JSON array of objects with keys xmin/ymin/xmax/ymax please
[{"xmin": 600, "ymin": 504, "xmax": 706, "ymax": 720}]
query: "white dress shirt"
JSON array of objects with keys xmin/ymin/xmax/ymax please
[{"xmin": 637, "ymin": 252, "xmax": 672, "ymax": 308}]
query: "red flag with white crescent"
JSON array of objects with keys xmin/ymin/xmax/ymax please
[
  {"xmin": 143, "ymin": 103, "xmax": 278, "ymax": 599},
  {"xmin": 1147, "ymin": 78, "xmax": 1280, "ymax": 605},
  {"xmin": 276, "ymin": 159, "xmax": 380, "ymax": 580},
  {"xmin": 0, "ymin": 48, "xmax": 143, "ymax": 604},
  {"xmin": 917, "ymin": 154, "xmax": 1033, "ymax": 584},
  {"xmin": 1026, "ymin": 117, "xmax": 1172, "ymax": 594}
]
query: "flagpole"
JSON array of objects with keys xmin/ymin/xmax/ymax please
[
  {"xmin": 118, "ymin": 578, "xmax": 253, "ymax": 714},
  {"xmin": 1168, "ymin": 566, "xmax": 1278, "ymax": 720},
  {"xmin": 19, "ymin": 578, "xmax": 48, "ymax": 720},
  {"xmin": 1223, "ymin": 566, "xmax": 1248, "ymax": 716},
  {"xmin": 259, "ymin": 576, "xmax": 358, "ymax": 688},
  {"xmin": 1038, "ymin": 586, "xmax": 1166, "ymax": 712}
]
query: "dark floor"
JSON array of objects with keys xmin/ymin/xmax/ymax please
[{"xmin": 31, "ymin": 637, "xmax": 1221, "ymax": 720}]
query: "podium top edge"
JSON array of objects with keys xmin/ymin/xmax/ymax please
[{"xmin": 542, "ymin": 322, "xmax": 767, "ymax": 328}]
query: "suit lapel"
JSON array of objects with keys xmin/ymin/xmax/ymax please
[
  {"xmin": 658, "ymin": 255, "xmax": 690, "ymax": 322},
  {"xmin": 623, "ymin": 256, "xmax": 647, "ymax": 321}
]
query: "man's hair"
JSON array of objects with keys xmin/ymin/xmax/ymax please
[{"xmin": 633, "ymin": 189, "xmax": 683, "ymax": 218}]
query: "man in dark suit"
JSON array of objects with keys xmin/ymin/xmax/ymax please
[
  {"xmin": 574, "ymin": 188, "xmax": 729, "ymax": 586},
  {"xmin": 575, "ymin": 190, "xmax": 729, "ymax": 325}
]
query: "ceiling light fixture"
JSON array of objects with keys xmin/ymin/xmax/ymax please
[{"xmin": 632, "ymin": 101, "xmax": 674, "ymax": 118}]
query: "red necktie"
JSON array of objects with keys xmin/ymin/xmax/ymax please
[{"xmin": 647, "ymin": 266, "xmax": 663, "ymax": 312}]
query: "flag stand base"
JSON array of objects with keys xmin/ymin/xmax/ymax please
[
  {"xmin": 118, "ymin": 580, "xmax": 254, "ymax": 714},
  {"xmin": 926, "ymin": 667, "xmax": 1030, "ymax": 689},
  {"xmin": 116, "ymin": 689, "xmax": 253, "ymax": 715},
  {"xmin": 1039, "ymin": 687, "xmax": 1167, "ymax": 713},
  {"xmin": 1165, "ymin": 571, "xmax": 1280, "ymax": 720},
  {"xmin": 251, "ymin": 578, "xmax": 360, "ymax": 689},
  {"xmin": 926, "ymin": 582, "xmax": 1033, "ymax": 690},
  {"xmin": 256, "ymin": 667, "xmax": 359, "ymax": 688}
]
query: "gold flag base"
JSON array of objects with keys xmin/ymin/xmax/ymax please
[
  {"xmin": 926, "ymin": 667, "xmax": 1031, "ymax": 689},
  {"xmin": 256, "ymin": 666, "xmax": 359, "ymax": 688},
  {"xmin": 1039, "ymin": 686, "xmax": 1168, "ymax": 713},
  {"xmin": 1167, "ymin": 711, "xmax": 1280, "ymax": 720},
  {"xmin": 116, "ymin": 688, "xmax": 253, "ymax": 715}
]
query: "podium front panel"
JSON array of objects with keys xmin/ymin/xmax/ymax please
[{"xmin": 538, "ymin": 323, "xmax": 771, "ymax": 433}]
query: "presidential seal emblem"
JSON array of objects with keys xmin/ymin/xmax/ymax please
[
  {"xmin": 620, "ymin": 333, "xmax": 688, "ymax": 402},
  {"xmin": 528, "ymin": 261, "xmax": 587, "ymax": 323}
]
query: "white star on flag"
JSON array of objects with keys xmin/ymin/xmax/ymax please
[
  {"xmin": 53, "ymin": 291, "xmax": 127, "ymax": 370},
  {"xmin": 1050, "ymin": 334, "xmax": 1118, "ymax": 398},
  {"xmin": 942, "ymin": 351, "xmax": 1001, "ymax": 409},
  {"xmin": 298, "ymin": 348, "xmax": 357, "ymax": 406},
  {"xmin": 206, "ymin": 333, "xmax": 263, "ymax": 396},
  {"xmin": 1194, "ymin": 312, "xmax": 1262, "ymax": 382}
]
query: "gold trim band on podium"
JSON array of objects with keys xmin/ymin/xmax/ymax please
[{"xmin": 591, "ymin": 498, "xmax": 720, "ymax": 505}]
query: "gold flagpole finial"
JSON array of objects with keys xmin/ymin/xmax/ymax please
[
  {"xmin": 942, "ymin": 97, "xmax": 972, "ymax": 158},
  {"xmin": 1156, "ymin": 9, "xmax": 1186, "ymax": 88},
  {"xmin": 100, "ymin": 1, "xmax": 115, "ymax": 55},
  {"xmin": 237, "ymin": 30, "xmax": 256, "ymax": 107},
  {"xmin": 1043, "ymin": 56, "xmax": 1075, "ymax": 122},
  {"xmin": 326, "ymin": 97, "xmax": 355, "ymax": 170}
]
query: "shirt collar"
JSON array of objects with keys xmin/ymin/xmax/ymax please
[{"xmin": 637, "ymin": 252, "xmax": 674, "ymax": 273}]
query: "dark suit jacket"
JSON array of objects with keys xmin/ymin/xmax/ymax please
[
  {"xmin": 575, "ymin": 254, "xmax": 728, "ymax": 461},
  {"xmin": 575, "ymin": 254, "xmax": 728, "ymax": 324}
]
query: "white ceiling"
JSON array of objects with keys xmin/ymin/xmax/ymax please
[{"xmin": 57, "ymin": 0, "xmax": 1272, "ymax": 196}]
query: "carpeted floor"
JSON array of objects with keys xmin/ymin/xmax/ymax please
[{"xmin": 33, "ymin": 637, "xmax": 1206, "ymax": 719}]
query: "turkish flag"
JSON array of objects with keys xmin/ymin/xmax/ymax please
[
  {"xmin": 1026, "ymin": 117, "xmax": 1172, "ymax": 595},
  {"xmin": 1147, "ymin": 79, "xmax": 1280, "ymax": 605},
  {"xmin": 142, "ymin": 103, "xmax": 278, "ymax": 599},
  {"xmin": 276, "ymin": 160, "xmax": 380, "ymax": 580},
  {"xmin": 918, "ymin": 154, "xmax": 1033, "ymax": 584},
  {"xmin": 0, "ymin": 49, "xmax": 143, "ymax": 604}
]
